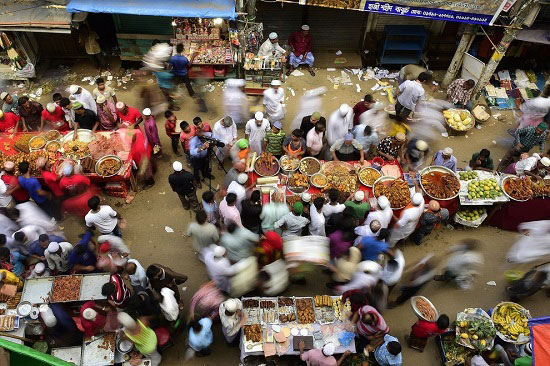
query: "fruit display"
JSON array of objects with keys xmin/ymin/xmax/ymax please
[
  {"xmin": 314, "ymin": 295, "xmax": 335, "ymax": 323},
  {"xmin": 492, "ymin": 302, "xmax": 531, "ymax": 343},
  {"xmin": 456, "ymin": 208, "xmax": 485, "ymax": 222},
  {"xmin": 255, "ymin": 152, "xmax": 279, "ymax": 177},
  {"xmin": 244, "ymin": 324, "xmax": 262, "ymax": 343},
  {"xmin": 358, "ymin": 167, "xmax": 381, "ymax": 187},
  {"xmin": 278, "ymin": 297, "xmax": 296, "ymax": 323},
  {"xmin": 459, "ymin": 171, "xmax": 478, "ymax": 180},
  {"xmin": 296, "ymin": 298, "xmax": 315, "ymax": 324},
  {"xmin": 260, "ymin": 299, "xmax": 278, "ymax": 324},
  {"xmin": 443, "ymin": 109, "xmax": 474, "ymax": 131},
  {"xmin": 299, "ymin": 157, "xmax": 321, "ymax": 176},
  {"xmin": 421, "ymin": 170, "xmax": 460, "ymax": 199},
  {"xmin": 51, "ymin": 275, "xmax": 82, "ymax": 302},
  {"xmin": 373, "ymin": 178, "xmax": 410, "ymax": 208},
  {"xmin": 441, "ymin": 332, "xmax": 474, "ymax": 365},
  {"xmin": 456, "ymin": 309, "xmax": 496, "ymax": 350},
  {"xmin": 503, "ymin": 176, "xmax": 533, "ymax": 201},
  {"xmin": 467, "ymin": 178, "xmax": 503, "ymax": 200}
]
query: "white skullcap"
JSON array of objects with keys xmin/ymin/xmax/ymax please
[
  {"xmin": 0, "ymin": 92, "xmax": 7, "ymax": 100},
  {"xmin": 82, "ymin": 308, "xmax": 97, "ymax": 321},
  {"xmin": 323, "ymin": 342, "xmax": 335, "ymax": 356},
  {"xmin": 213, "ymin": 245, "xmax": 226, "ymax": 257},
  {"xmin": 172, "ymin": 161, "xmax": 183, "ymax": 172},
  {"xmin": 96, "ymin": 94, "xmax": 106, "ymax": 104},
  {"xmin": 412, "ymin": 192, "xmax": 424, "ymax": 206},
  {"xmin": 357, "ymin": 260, "xmax": 381, "ymax": 274},
  {"xmin": 117, "ymin": 312, "xmax": 137, "ymax": 330},
  {"xmin": 69, "ymin": 85, "xmax": 79, "ymax": 94},
  {"xmin": 339, "ymin": 104, "xmax": 350, "ymax": 117},
  {"xmin": 541, "ymin": 157, "xmax": 550, "ymax": 167},
  {"xmin": 443, "ymin": 147, "xmax": 453, "ymax": 155},
  {"xmin": 301, "ymin": 192, "xmax": 311, "ymax": 203},
  {"xmin": 378, "ymin": 195, "xmax": 389, "ymax": 209},
  {"xmin": 271, "ymin": 80, "xmax": 281, "ymax": 86},
  {"xmin": 46, "ymin": 103, "xmax": 56, "ymax": 113},
  {"xmin": 255, "ymin": 111, "xmax": 264, "ymax": 120},
  {"xmin": 237, "ymin": 173, "xmax": 248, "ymax": 184},
  {"xmin": 301, "ymin": 25, "xmax": 310, "ymax": 31},
  {"xmin": 268, "ymin": 32, "xmax": 278, "ymax": 40},
  {"xmin": 224, "ymin": 299, "xmax": 239, "ymax": 312},
  {"xmin": 34, "ymin": 262, "xmax": 45, "ymax": 273},
  {"xmin": 47, "ymin": 242, "xmax": 59, "ymax": 253},
  {"xmin": 142, "ymin": 108, "xmax": 152, "ymax": 116},
  {"xmin": 354, "ymin": 191, "xmax": 365, "ymax": 201},
  {"xmin": 415, "ymin": 140, "xmax": 428, "ymax": 151},
  {"xmin": 115, "ymin": 101, "xmax": 125, "ymax": 110}
]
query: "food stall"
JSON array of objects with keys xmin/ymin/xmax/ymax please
[
  {"xmin": 171, "ymin": 18, "xmax": 237, "ymax": 80},
  {"xmin": 0, "ymin": 129, "xmax": 137, "ymax": 198},
  {"xmin": 243, "ymin": 53, "xmax": 285, "ymax": 95},
  {"xmin": 240, "ymin": 295, "xmax": 355, "ymax": 361}
]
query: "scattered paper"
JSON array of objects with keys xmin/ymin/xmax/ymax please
[
  {"xmin": 441, "ymin": 132, "xmax": 449, "ymax": 138},
  {"xmin": 476, "ymin": 125, "xmax": 482, "ymax": 129},
  {"xmin": 326, "ymin": 68, "xmax": 336, "ymax": 71},
  {"xmin": 165, "ymin": 226, "xmax": 174, "ymax": 233},
  {"xmin": 356, "ymin": 84, "xmax": 361, "ymax": 93},
  {"xmin": 291, "ymin": 70, "xmax": 304, "ymax": 77},
  {"xmin": 486, "ymin": 281, "xmax": 496, "ymax": 286},
  {"xmin": 492, "ymin": 140, "xmax": 497, "ymax": 144},
  {"xmin": 335, "ymin": 50, "xmax": 342, "ymax": 55},
  {"xmin": 107, "ymin": 75, "xmax": 113, "ymax": 81},
  {"xmin": 158, "ymin": 191, "xmax": 165, "ymax": 195}
]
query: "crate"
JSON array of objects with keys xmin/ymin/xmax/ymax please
[{"xmin": 189, "ymin": 65, "xmax": 214, "ymax": 79}]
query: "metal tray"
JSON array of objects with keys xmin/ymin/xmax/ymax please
[
  {"xmin": 254, "ymin": 156, "xmax": 280, "ymax": 177},
  {"xmin": 419, "ymin": 165, "xmax": 460, "ymax": 201},
  {"xmin": 501, "ymin": 175, "xmax": 532, "ymax": 202},
  {"xmin": 61, "ymin": 129, "xmax": 96, "ymax": 143},
  {"xmin": 50, "ymin": 275, "xmax": 83, "ymax": 303},
  {"xmin": 28, "ymin": 135, "xmax": 47, "ymax": 151},
  {"xmin": 242, "ymin": 297, "xmax": 261, "ymax": 325},
  {"xmin": 82, "ymin": 333, "xmax": 115, "ymax": 366},
  {"xmin": 21, "ymin": 276, "xmax": 54, "ymax": 305},
  {"xmin": 51, "ymin": 346, "xmax": 82, "ymax": 365},
  {"xmin": 279, "ymin": 155, "xmax": 300, "ymax": 174},
  {"xmin": 299, "ymin": 157, "xmax": 322, "ymax": 176},
  {"xmin": 373, "ymin": 176, "xmax": 410, "ymax": 210},
  {"xmin": 259, "ymin": 297, "xmax": 278, "ymax": 325},
  {"xmin": 79, "ymin": 274, "xmax": 110, "ymax": 301},
  {"xmin": 95, "ymin": 155, "xmax": 123, "ymax": 178},
  {"xmin": 357, "ymin": 167, "xmax": 381, "ymax": 188},
  {"xmin": 410, "ymin": 296, "xmax": 439, "ymax": 322}
]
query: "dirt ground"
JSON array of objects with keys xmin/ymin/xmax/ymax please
[{"xmin": 6, "ymin": 59, "xmax": 548, "ymax": 366}]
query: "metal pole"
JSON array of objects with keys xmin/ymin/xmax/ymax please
[
  {"xmin": 441, "ymin": 24, "xmax": 477, "ymax": 88},
  {"xmin": 472, "ymin": 0, "xmax": 538, "ymax": 98},
  {"xmin": 247, "ymin": 0, "xmax": 256, "ymax": 21}
]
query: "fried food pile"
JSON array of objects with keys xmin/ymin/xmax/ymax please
[
  {"xmin": 374, "ymin": 178, "xmax": 410, "ymax": 208},
  {"xmin": 97, "ymin": 157, "xmax": 122, "ymax": 176},
  {"xmin": 280, "ymin": 156, "xmax": 299, "ymax": 171},
  {"xmin": 51, "ymin": 275, "xmax": 82, "ymax": 302},
  {"xmin": 504, "ymin": 177, "xmax": 533, "ymax": 201},
  {"xmin": 299, "ymin": 158, "xmax": 321, "ymax": 175},
  {"xmin": 359, "ymin": 167, "xmax": 381, "ymax": 186},
  {"xmin": 255, "ymin": 152, "xmax": 279, "ymax": 176},
  {"xmin": 244, "ymin": 324, "xmax": 262, "ymax": 342},
  {"xmin": 421, "ymin": 171, "xmax": 460, "ymax": 199},
  {"xmin": 288, "ymin": 172, "xmax": 308, "ymax": 188}
]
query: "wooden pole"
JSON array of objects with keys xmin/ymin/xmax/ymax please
[{"xmin": 441, "ymin": 24, "xmax": 477, "ymax": 88}]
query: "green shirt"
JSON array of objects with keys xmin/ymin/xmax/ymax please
[
  {"xmin": 344, "ymin": 201, "xmax": 370, "ymax": 221},
  {"xmin": 264, "ymin": 129, "xmax": 286, "ymax": 155},
  {"xmin": 470, "ymin": 152, "xmax": 494, "ymax": 170},
  {"xmin": 125, "ymin": 320, "xmax": 157, "ymax": 355}
]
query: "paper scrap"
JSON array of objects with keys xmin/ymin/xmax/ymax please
[
  {"xmin": 486, "ymin": 281, "xmax": 496, "ymax": 286},
  {"xmin": 441, "ymin": 132, "xmax": 449, "ymax": 138},
  {"xmin": 264, "ymin": 343, "xmax": 276, "ymax": 357},
  {"xmin": 326, "ymin": 68, "xmax": 336, "ymax": 71},
  {"xmin": 356, "ymin": 84, "xmax": 361, "ymax": 93},
  {"xmin": 291, "ymin": 70, "xmax": 304, "ymax": 77},
  {"xmin": 335, "ymin": 50, "xmax": 342, "ymax": 55},
  {"xmin": 165, "ymin": 226, "xmax": 174, "ymax": 233},
  {"xmin": 274, "ymin": 332, "xmax": 286, "ymax": 342}
]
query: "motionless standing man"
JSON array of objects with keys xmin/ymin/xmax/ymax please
[{"xmin": 168, "ymin": 161, "xmax": 199, "ymax": 212}]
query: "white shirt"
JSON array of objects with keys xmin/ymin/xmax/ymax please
[
  {"xmin": 245, "ymin": 119, "xmax": 270, "ymax": 154},
  {"xmin": 97, "ymin": 234, "xmax": 130, "ymax": 254},
  {"xmin": 27, "ymin": 267, "xmax": 52, "ymax": 279},
  {"xmin": 258, "ymin": 39, "xmax": 286, "ymax": 58},
  {"xmin": 470, "ymin": 355, "xmax": 490, "ymax": 366},
  {"xmin": 127, "ymin": 258, "xmax": 149, "ymax": 289},
  {"xmin": 202, "ymin": 247, "xmax": 236, "ymax": 293},
  {"xmin": 227, "ymin": 181, "xmax": 246, "ymax": 211},
  {"xmin": 262, "ymin": 259, "xmax": 289, "ymax": 295},
  {"xmin": 62, "ymin": 106, "xmax": 75, "ymax": 126},
  {"xmin": 309, "ymin": 207, "xmax": 326, "ymax": 236},
  {"xmin": 12, "ymin": 225, "xmax": 46, "ymax": 255},
  {"xmin": 365, "ymin": 206, "xmax": 393, "ymax": 229},
  {"xmin": 389, "ymin": 205, "xmax": 423, "ymax": 245},
  {"xmin": 263, "ymin": 87, "xmax": 285, "ymax": 122},
  {"xmin": 0, "ymin": 176, "xmax": 13, "ymax": 207},
  {"xmin": 212, "ymin": 121, "xmax": 237, "ymax": 144},
  {"xmin": 322, "ymin": 203, "xmax": 345, "ymax": 219},
  {"xmin": 326, "ymin": 108, "xmax": 353, "ymax": 146},
  {"xmin": 397, "ymin": 80, "xmax": 425, "ymax": 111},
  {"xmin": 514, "ymin": 155, "xmax": 539, "ymax": 175},
  {"xmin": 92, "ymin": 86, "xmax": 116, "ymax": 100},
  {"xmin": 336, "ymin": 266, "xmax": 382, "ymax": 294},
  {"xmin": 85, "ymin": 205, "xmax": 118, "ymax": 234},
  {"xmin": 219, "ymin": 299, "xmax": 243, "ymax": 337},
  {"xmin": 223, "ymin": 86, "xmax": 249, "ymax": 126},
  {"xmin": 45, "ymin": 241, "xmax": 73, "ymax": 272},
  {"xmin": 71, "ymin": 88, "xmax": 97, "ymax": 114},
  {"xmin": 353, "ymin": 125, "xmax": 378, "ymax": 152},
  {"xmin": 15, "ymin": 202, "xmax": 57, "ymax": 232},
  {"xmin": 306, "ymin": 128, "xmax": 324, "ymax": 155}
]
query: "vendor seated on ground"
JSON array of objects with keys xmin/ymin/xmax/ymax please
[
  {"xmin": 330, "ymin": 133, "xmax": 364, "ymax": 163},
  {"xmin": 446, "ymin": 79, "xmax": 475, "ymax": 110},
  {"xmin": 367, "ymin": 334, "xmax": 403, "ymax": 366},
  {"xmin": 376, "ymin": 133, "xmax": 406, "ymax": 161},
  {"xmin": 468, "ymin": 148, "xmax": 494, "ymax": 171},
  {"xmin": 258, "ymin": 32, "xmax": 286, "ymax": 59},
  {"xmin": 431, "ymin": 147, "xmax": 457, "ymax": 172},
  {"xmin": 287, "ymin": 25, "xmax": 315, "ymax": 77}
]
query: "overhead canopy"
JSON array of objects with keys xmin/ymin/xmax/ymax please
[
  {"xmin": 67, "ymin": 0, "xmax": 237, "ymax": 19},
  {"xmin": 0, "ymin": 2, "xmax": 84, "ymax": 33}
]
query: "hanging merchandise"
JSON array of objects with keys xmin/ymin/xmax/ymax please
[
  {"xmin": 0, "ymin": 32, "xmax": 28, "ymax": 70},
  {"xmin": 243, "ymin": 22, "xmax": 263, "ymax": 54}
]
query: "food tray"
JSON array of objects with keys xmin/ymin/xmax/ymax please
[
  {"xmin": 501, "ymin": 175, "xmax": 533, "ymax": 202},
  {"xmin": 279, "ymin": 155, "xmax": 300, "ymax": 174},
  {"xmin": 28, "ymin": 135, "xmax": 47, "ymax": 151},
  {"xmin": 299, "ymin": 157, "xmax": 322, "ymax": 176},
  {"xmin": 243, "ymin": 324, "xmax": 263, "ymax": 352},
  {"xmin": 492, "ymin": 302, "xmax": 531, "ymax": 344},
  {"xmin": 259, "ymin": 298, "xmax": 278, "ymax": 324},
  {"xmin": 295, "ymin": 297, "xmax": 315, "ymax": 324},
  {"xmin": 313, "ymin": 295, "xmax": 335, "ymax": 324},
  {"xmin": 287, "ymin": 173, "xmax": 310, "ymax": 194},
  {"xmin": 45, "ymin": 140, "xmax": 61, "ymax": 153},
  {"xmin": 242, "ymin": 297, "xmax": 261, "ymax": 325},
  {"xmin": 321, "ymin": 161, "xmax": 354, "ymax": 175},
  {"xmin": 310, "ymin": 173, "xmax": 328, "ymax": 189},
  {"xmin": 277, "ymin": 297, "xmax": 297, "ymax": 323},
  {"xmin": 358, "ymin": 167, "xmax": 381, "ymax": 187},
  {"xmin": 0, "ymin": 315, "xmax": 18, "ymax": 331},
  {"xmin": 373, "ymin": 176, "xmax": 410, "ymax": 210},
  {"xmin": 95, "ymin": 155, "xmax": 123, "ymax": 178},
  {"xmin": 79, "ymin": 273, "xmax": 110, "ymax": 301},
  {"xmin": 51, "ymin": 346, "xmax": 82, "ymax": 365},
  {"xmin": 21, "ymin": 276, "xmax": 54, "ymax": 305},
  {"xmin": 254, "ymin": 156, "xmax": 280, "ymax": 177},
  {"xmin": 50, "ymin": 275, "xmax": 83, "ymax": 303},
  {"xmin": 61, "ymin": 129, "xmax": 97, "ymax": 143},
  {"xmin": 419, "ymin": 166, "xmax": 460, "ymax": 201},
  {"xmin": 410, "ymin": 296, "xmax": 438, "ymax": 322},
  {"xmin": 82, "ymin": 332, "xmax": 115, "ymax": 366},
  {"xmin": 455, "ymin": 308, "xmax": 495, "ymax": 351},
  {"xmin": 44, "ymin": 130, "xmax": 62, "ymax": 141}
]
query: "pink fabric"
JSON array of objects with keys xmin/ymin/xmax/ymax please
[
  {"xmin": 300, "ymin": 349, "xmax": 337, "ymax": 366},
  {"xmin": 357, "ymin": 305, "xmax": 389, "ymax": 338}
]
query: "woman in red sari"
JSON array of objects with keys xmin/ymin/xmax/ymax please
[{"xmin": 59, "ymin": 163, "xmax": 98, "ymax": 217}]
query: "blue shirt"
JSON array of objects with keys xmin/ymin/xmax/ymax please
[
  {"xmin": 153, "ymin": 71, "xmax": 173, "ymax": 89},
  {"xmin": 9, "ymin": 251, "xmax": 26, "ymax": 276},
  {"xmin": 28, "ymin": 235, "xmax": 65, "ymax": 257},
  {"xmin": 374, "ymin": 334, "xmax": 402, "ymax": 366},
  {"xmin": 433, "ymin": 150, "xmax": 457, "ymax": 172},
  {"xmin": 188, "ymin": 318, "xmax": 213, "ymax": 351},
  {"xmin": 67, "ymin": 232, "xmax": 97, "ymax": 269},
  {"xmin": 18, "ymin": 176, "xmax": 46, "ymax": 204},
  {"xmin": 169, "ymin": 54, "xmax": 190, "ymax": 76},
  {"xmin": 189, "ymin": 134, "xmax": 210, "ymax": 159},
  {"xmin": 358, "ymin": 236, "xmax": 388, "ymax": 261}
]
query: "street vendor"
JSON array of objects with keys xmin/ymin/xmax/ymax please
[
  {"xmin": 352, "ymin": 304, "xmax": 389, "ymax": 347},
  {"xmin": 258, "ymin": 32, "xmax": 286, "ymax": 59},
  {"xmin": 406, "ymin": 314, "xmax": 449, "ymax": 352},
  {"xmin": 402, "ymin": 138, "xmax": 429, "ymax": 171},
  {"xmin": 330, "ymin": 133, "xmax": 364, "ymax": 163},
  {"xmin": 411, "ymin": 200, "xmax": 449, "ymax": 246},
  {"xmin": 468, "ymin": 148, "xmax": 494, "ymax": 171},
  {"xmin": 219, "ymin": 298, "xmax": 244, "ymax": 344},
  {"xmin": 498, "ymin": 121, "xmax": 547, "ymax": 171},
  {"xmin": 73, "ymin": 101, "xmax": 99, "ymax": 132},
  {"xmin": 446, "ymin": 79, "xmax": 475, "ymax": 110},
  {"xmin": 17, "ymin": 96, "xmax": 43, "ymax": 131},
  {"xmin": 116, "ymin": 101, "xmax": 143, "ymax": 128},
  {"xmin": 0, "ymin": 110, "xmax": 19, "ymax": 134},
  {"xmin": 282, "ymin": 129, "xmax": 306, "ymax": 158},
  {"xmin": 299, "ymin": 341, "xmax": 350, "ymax": 366},
  {"xmin": 393, "ymin": 72, "xmax": 429, "ymax": 121},
  {"xmin": 40, "ymin": 102, "xmax": 69, "ymax": 132},
  {"xmin": 504, "ymin": 153, "xmax": 550, "ymax": 181},
  {"xmin": 376, "ymin": 133, "xmax": 406, "ymax": 161},
  {"xmin": 263, "ymin": 120, "xmax": 286, "ymax": 159},
  {"xmin": 263, "ymin": 80, "xmax": 285, "ymax": 122},
  {"xmin": 80, "ymin": 301, "xmax": 108, "ymax": 337},
  {"xmin": 69, "ymin": 84, "xmax": 97, "ymax": 113},
  {"xmin": 1, "ymin": 92, "xmax": 19, "ymax": 115},
  {"xmin": 432, "ymin": 147, "xmax": 457, "ymax": 172},
  {"xmin": 95, "ymin": 94, "xmax": 118, "ymax": 131},
  {"xmin": 287, "ymin": 25, "xmax": 315, "ymax": 77},
  {"xmin": 245, "ymin": 111, "xmax": 270, "ymax": 154}
]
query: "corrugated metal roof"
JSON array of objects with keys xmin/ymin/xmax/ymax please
[{"xmin": 0, "ymin": 1, "xmax": 76, "ymax": 33}]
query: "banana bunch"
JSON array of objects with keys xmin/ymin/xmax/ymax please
[{"xmin": 493, "ymin": 303, "xmax": 530, "ymax": 341}]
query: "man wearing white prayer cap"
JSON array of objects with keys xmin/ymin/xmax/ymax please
[
  {"xmin": 263, "ymin": 79, "xmax": 285, "ymax": 122},
  {"xmin": 288, "ymin": 25, "xmax": 315, "ymax": 76},
  {"xmin": 364, "ymin": 195, "xmax": 393, "ymax": 230},
  {"xmin": 45, "ymin": 241, "xmax": 74, "ymax": 273},
  {"xmin": 202, "ymin": 244, "xmax": 234, "ymax": 293},
  {"xmin": 219, "ymin": 298, "xmax": 244, "ymax": 343},
  {"xmin": 299, "ymin": 339, "xmax": 351, "ymax": 365},
  {"xmin": 169, "ymin": 160, "xmax": 200, "ymax": 212},
  {"xmin": 432, "ymin": 146, "xmax": 457, "ymax": 172},
  {"xmin": 258, "ymin": 32, "xmax": 286, "ymax": 59},
  {"xmin": 245, "ymin": 110, "xmax": 270, "ymax": 154},
  {"xmin": 41, "ymin": 102, "xmax": 68, "ymax": 131},
  {"xmin": 389, "ymin": 192, "xmax": 425, "ymax": 247},
  {"xmin": 68, "ymin": 84, "xmax": 97, "ymax": 113},
  {"xmin": 27, "ymin": 261, "xmax": 51, "ymax": 279}
]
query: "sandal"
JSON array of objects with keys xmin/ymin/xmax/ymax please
[{"xmin": 309, "ymin": 69, "xmax": 315, "ymax": 76}]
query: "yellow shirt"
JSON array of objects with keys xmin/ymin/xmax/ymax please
[
  {"xmin": 124, "ymin": 320, "xmax": 157, "ymax": 355},
  {"xmin": 0, "ymin": 269, "xmax": 23, "ymax": 290},
  {"xmin": 389, "ymin": 121, "xmax": 410, "ymax": 137}
]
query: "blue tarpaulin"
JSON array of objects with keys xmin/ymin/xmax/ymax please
[{"xmin": 66, "ymin": 0, "xmax": 236, "ymax": 19}]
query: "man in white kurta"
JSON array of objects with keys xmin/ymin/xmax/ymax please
[
  {"xmin": 223, "ymin": 79, "xmax": 249, "ymax": 127},
  {"xmin": 245, "ymin": 111, "xmax": 270, "ymax": 154},
  {"xmin": 326, "ymin": 104, "xmax": 353, "ymax": 159},
  {"xmin": 219, "ymin": 298, "xmax": 244, "ymax": 343},
  {"xmin": 263, "ymin": 80, "xmax": 285, "ymax": 122},
  {"xmin": 202, "ymin": 245, "xmax": 235, "ymax": 294},
  {"xmin": 258, "ymin": 32, "xmax": 286, "ymax": 58},
  {"xmin": 69, "ymin": 85, "xmax": 97, "ymax": 114},
  {"xmin": 365, "ymin": 196, "xmax": 393, "ymax": 229},
  {"xmin": 389, "ymin": 193, "xmax": 424, "ymax": 247},
  {"xmin": 212, "ymin": 116, "xmax": 238, "ymax": 162}
]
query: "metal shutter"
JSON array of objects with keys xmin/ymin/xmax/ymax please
[
  {"xmin": 113, "ymin": 14, "xmax": 173, "ymax": 36},
  {"xmin": 256, "ymin": 1, "xmax": 304, "ymax": 48},
  {"xmin": 374, "ymin": 14, "xmax": 433, "ymax": 33}
]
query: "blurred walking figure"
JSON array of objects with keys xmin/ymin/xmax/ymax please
[
  {"xmin": 263, "ymin": 80, "xmax": 285, "ymax": 122},
  {"xmin": 291, "ymin": 87, "xmax": 326, "ymax": 130},
  {"xmin": 223, "ymin": 79, "xmax": 249, "ymax": 127},
  {"xmin": 434, "ymin": 239, "xmax": 484, "ymax": 289}
]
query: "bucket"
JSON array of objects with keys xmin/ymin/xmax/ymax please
[{"xmin": 372, "ymin": 157, "xmax": 385, "ymax": 166}]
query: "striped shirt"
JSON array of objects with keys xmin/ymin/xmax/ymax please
[
  {"xmin": 109, "ymin": 274, "xmax": 130, "ymax": 306},
  {"xmin": 357, "ymin": 305, "xmax": 389, "ymax": 338},
  {"xmin": 264, "ymin": 129, "xmax": 286, "ymax": 155}
]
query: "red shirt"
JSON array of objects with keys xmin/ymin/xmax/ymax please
[
  {"xmin": 411, "ymin": 319, "xmax": 446, "ymax": 339},
  {"xmin": 59, "ymin": 174, "xmax": 90, "ymax": 195},
  {"xmin": 117, "ymin": 107, "xmax": 142, "ymax": 127},
  {"xmin": 41, "ymin": 106, "xmax": 69, "ymax": 131},
  {"xmin": 1, "ymin": 174, "xmax": 29, "ymax": 202},
  {"xmin": 0, "ymin": 112, "xmax": 20, "ymax": 132},
  {"xmin": 352, "ymin": 101, "xmax": 370, "ymax": 126},
  {"xmin": 41, "ymin": 171, "xmax": 64, "ymax": 197},
  {"xmin": 109, "ymin": 274, "xmax": 130, "ymax": 307},
  {"xmin": 165, "ymin": 119, "xmax": 177, "ymax": 137},
  {"xmin": 179, "ymin": 125, "xmax": 196, "ymax": 150},
  {"xmin": 80, "ymin": 301, "xmax": 106, "ymax": 337},
  {"xmin": 197, "ymin": 122, "xmax": 212, "ymax": 133},
  {"xmin": 289, "ymin": 31, "xmax": 312, "ymax": 57}
]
